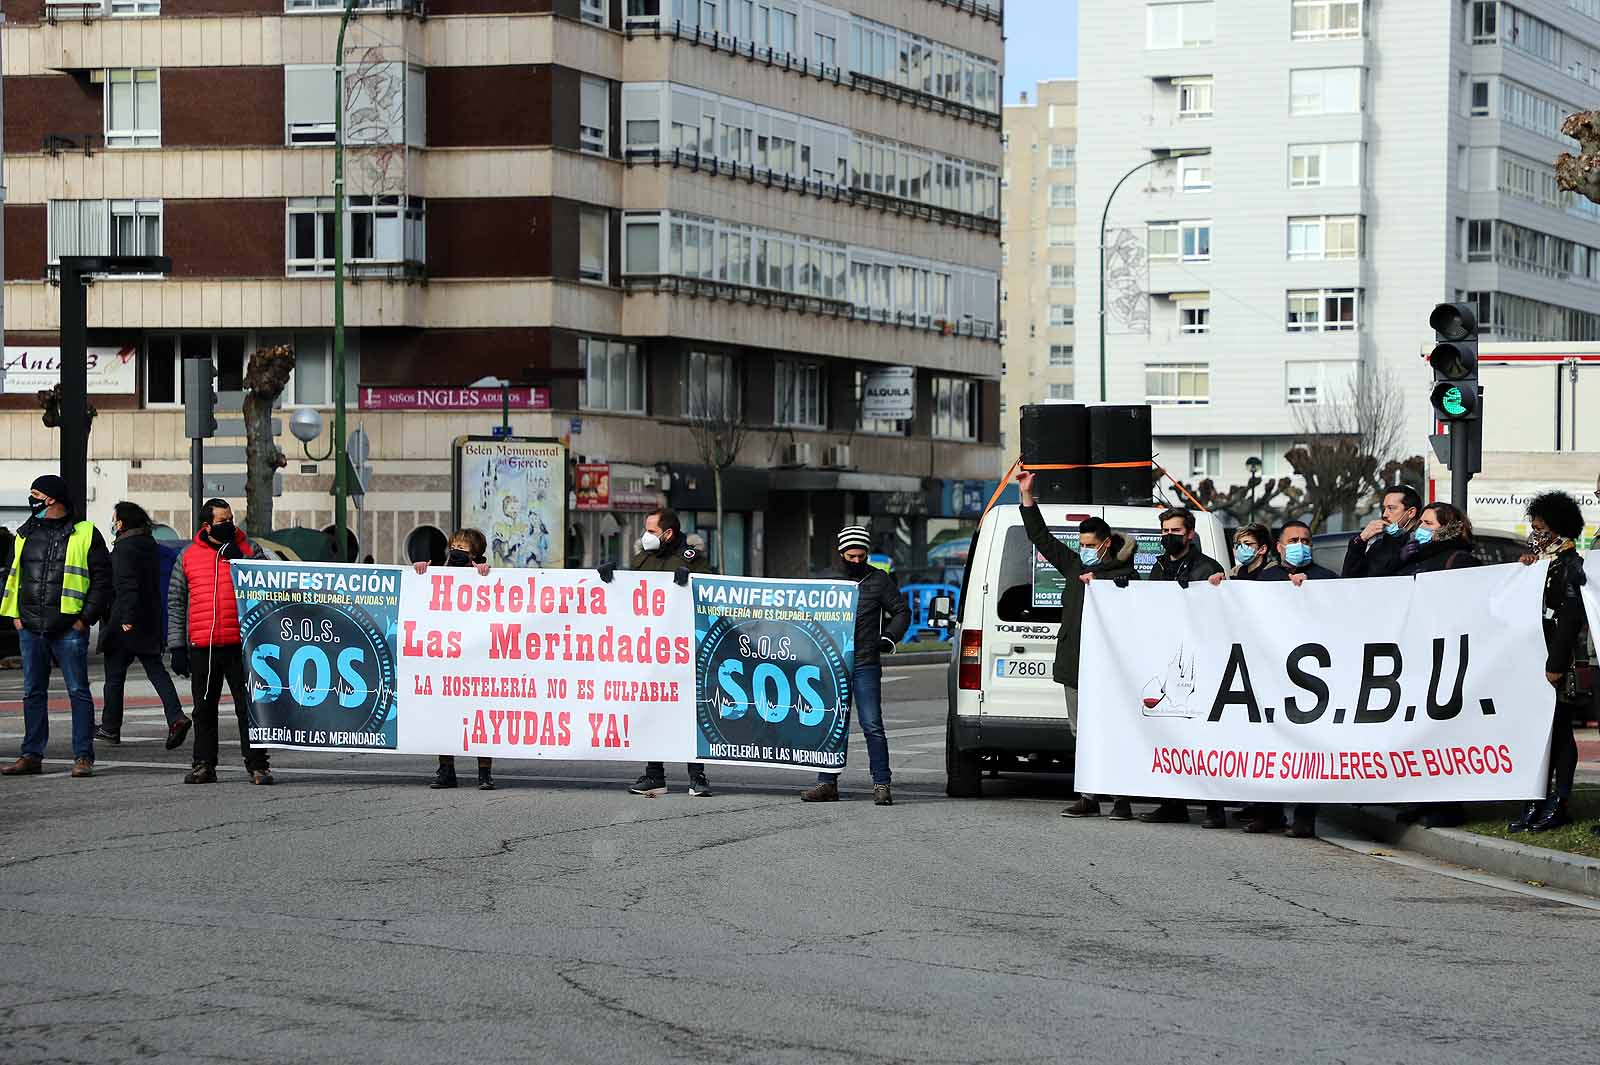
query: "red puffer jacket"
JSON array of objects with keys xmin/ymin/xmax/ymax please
[{"xmin": 166, "ymin": 526, "xmax": 260, "ymax": 649}]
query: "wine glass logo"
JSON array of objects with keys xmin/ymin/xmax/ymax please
[{"xmin": 1141, "ymin": 648, "xmax": 1199, "ymax": 718}]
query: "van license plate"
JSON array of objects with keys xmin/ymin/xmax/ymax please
[{"xmin": 995, "ymin": 658, "xmax": 1050, "ymax": 678}]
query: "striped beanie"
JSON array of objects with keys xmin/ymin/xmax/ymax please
[{"xmin": 837, "ymin": 526, "xmax": 871, "ymax": 553}]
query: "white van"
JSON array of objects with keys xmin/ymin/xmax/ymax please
[{"xmin": 933, "ymin": 501, "xmax": 1230, "ymax": 797}]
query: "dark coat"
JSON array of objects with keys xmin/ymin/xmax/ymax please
[
  {"xmin": 629, "ymin": 532, "xmax": 713, "ymax": 575},
  {"xmin": 5, "ymin": 515, "xmax": 112, "ymax": 634},
  {"xmin": 1393, "ymin": 538, "xmax": 1480, "ymax": 575},
  {"xmin": 1342, "ymin": 531, "xmax": 1407, "ymax": 578},
  {"xmin": 1541, "ymin": 549, "xmax": 1587, "ymax": 678},
  {"xmin": 1229, "ymin": 556, "xmax": 1279, "ymax": 581},
  {"xmin": 1020, "ymin": 504, "xmax": 1141, "ymax": 688},
  {"xmin": 1149, "ymin": 547, "xmax": 1224, "ymax": 585},
  {"xmin": 841, "ymin": 564, "xmax": 911, "ymax": 668},
  {"xmin": 102, "ymin": 526, "xmax": 167, "ymax": 655},
  {"xmin": 1259, "ymin": 561, "xmax": 1340, "ymax": 582}
]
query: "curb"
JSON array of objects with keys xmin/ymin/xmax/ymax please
[
  {"xmin": 889, "ymin": 650, "xmax": 951, "ymax": 666},
  {"xmin": 1325, "ymin": 804, "xmax": 1600, "ymax": 899}
]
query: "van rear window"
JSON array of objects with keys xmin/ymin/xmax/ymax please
[
  {"xmin": 994, "ymin": 526, "xmax": 1062, "ymax": 623},
  {"xmin": 1028, "ymin": 526, "xmax": 1165, "ymax": 609}
]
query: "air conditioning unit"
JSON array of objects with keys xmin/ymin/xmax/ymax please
[
  {"xmin": 779, "ymin": 442, "xmax": 814, "ymax": 468},
  {"xmin": 821, "ymin": 444, "xmax": 851, "ymax": 470}
]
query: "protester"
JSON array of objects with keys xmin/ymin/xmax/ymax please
[
  {"xmin": 167, "ymin": 499, "xmax": 272, "ymax": 785},
  {"xmin": 1144, "ymin": 507, "xmax": 1226, "ymax": 827},
  {"xmin": 1260, "ymin": 521, "xmax": 1338, "ymax": 585},
  {"xmin": 0, "ymin": 475, "xmax": 112, "ymax": 779},
  {"xmin": 96, "ymin": 502, "xmax": 190, "ymax": 750},
  {"xmin": 801, "ymin": 526, "xmax": 911, "ymax": 806},
  {"xmin": 603, "ymin": 508, "xmax": 713, "ymax": 798},
  {"xmin": 1394, "ymin": 503, "xmax": 1479, "ymax": 575},
  {"xmin": 1342, "ymin": 485, "xmax": 1421, "ymax": 578},
  {"xmin": 415, "ymin": 529, "xmax": 495, "ymax": 790},
  {"xmin": 1208, "ymin": 522, "xmax": 1276, "ymax": 585},
  {"xmin": 1507, "ymin": 492, "xmax": 1588, "ymax": 834}
]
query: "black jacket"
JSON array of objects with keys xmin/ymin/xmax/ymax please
[
  {"xmin": 1149, "ymin": 547, "xmax": 1224, "ymax": 585},
  {"xmin": 1393, "ymin": 538, "xmax": 1480, "ymax": 575},
  {"xmin": 843, "ymin": 564, "xmax": 911, "ymax": 668},
  {"xmin": 1020, "ymin": 504, "xmax": 1141, "ymax": 688},
  {"xmin": 629, "ymin": 534, "xmax": 712, "ymax": 575},
  {"xmin": 1259, "ymin": 561, "xmax": 1339, "ymax": 582},
  {"xmin": 5, "ymin": 515, "xmax": 112, "ymax": 634},
  {"xmin": 102, "ymin": 526, "xmax": 167, "ymax": 656},
  {"xmin": 1229, "ymin": 556, "xmax": 1279, "ymax": 581},
  {"xmin": 1541, "ymin": 549, "xmax": 1587, "ymax": 678},
  {"xmin": 1342, "ymin": 532, "xmax": 1407, "ymax": 578}
]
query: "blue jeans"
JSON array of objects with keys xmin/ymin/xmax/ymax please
[
  {"xmin": 19, "ymin": 626, "xmax": 96, "ymax": 762},
  {"xmin": 819, "ymin": 664, "xmax": 890, "ymax": 786}
]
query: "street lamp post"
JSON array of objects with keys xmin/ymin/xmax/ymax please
[
  {"xmin": 331, "ymin": 0, "xmax": 357, "ymax": 562},
  {"xmin": 1098, "ymin": 148, "xmax": 1212, "ymax": 402},
  {"xmin": 1245, "ymin": 456, "xmax": 1263, "ymax": 524}
]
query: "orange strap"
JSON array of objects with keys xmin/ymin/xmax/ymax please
[
  {"xmin": 982, "ymin": 458, "xmax": 1161, "ymax": 519},
  {"xmin": 1152, "ymin": 463, "xmax": 1206, "ymax": 510}
]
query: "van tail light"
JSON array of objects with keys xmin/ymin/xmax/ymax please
[{"xmin": 958, "ymin": 630, "xmax": 984, "ymax": 690}]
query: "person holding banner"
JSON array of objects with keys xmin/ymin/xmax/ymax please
[
  {"xmin": 414, "ymin": 529, "xmax": 496, "ymax": 791},
  {"xmin": 800, "ymin": 526, "xmax": 911, "ymax": 806},
  {"xmin": 1013, "ymin": 467, "xmax": 1141, "ymax": 820},
  {"xmin": 1260, "ymin": 521, "xmax": 1337, "ymax": 585},
  {"xmin": 1509, "ymin": 492, "xmax": 1588, "ymax": 835},
  {"xmin": 1342, "ymin": 485, "xmax": 1421, "ymax": 578},
  {"xmin": 1394, "ymin": 503, "xmax": 1480, "ymax": 575},
  {"xmin": 1207, "ymin": 523, "xmax": 1277, "ymax": 586}
]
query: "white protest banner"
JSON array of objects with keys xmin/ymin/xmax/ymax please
[{"xmin": 1075, "ymin": 564, "xmax": 1554, "ymax": 803}]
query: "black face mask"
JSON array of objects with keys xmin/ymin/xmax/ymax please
[
  {"xmin": 27, "ymin": 497, "xmax": 47, "ymax": 516},
  {"xmin": 1161, "ymin": 533, "xmax": 1188, "ymax": 557},
  {"xmin": 446, "ymin": 548, "xmax": 473, "ymax": 568},
  {"xmin": 843, "ymin": 559, "xmax": 869, "ymax": 578},
  {"xmin": 210, "ymin": 520, "xmax": 236, "ymax": 545}
]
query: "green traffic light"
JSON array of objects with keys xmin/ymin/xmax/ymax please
[{"xmin": 1442, "ymin": 387, "xmax": 1466, "ymax": 417}]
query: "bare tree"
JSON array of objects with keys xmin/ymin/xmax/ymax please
[
  {"xmin": 1286, "ymin": 367, "xmax": 1424, "ymax": 532},
  {"xmin": 687, "ymin": 404, "xmax": 750, "ymax": 572},
  {"xmin": 242, "ymin": 345, "xmax": 296, "ymax": 538},
  {"xmin": 1177, "ymin": 475, "xmax": 1307, "ymax": 529},
  {"xmin": 1557, "ymin": 111, "xmax": 1600, "ymax": 205}
]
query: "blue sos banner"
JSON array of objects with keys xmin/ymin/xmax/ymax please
[
  {"xmin": 234, "ymin": 562, "xmax": 402, "ymax": 750},
  {"xmin": 692, "ymin": 576, "xmax": 858, "ymax": 771}
]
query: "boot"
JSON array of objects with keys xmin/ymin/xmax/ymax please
[
  {"xmin": 250, "ymin": 768, "xmax": 275, "ymax": 786},
  {"xmin": 1061, "ymin": 796, "xmax": 1101, "ymax": 818},
  {"xmin": 872, "ymin": 784, "xmax": 893, "ymax": 806},
  {"xmin": 1527, "ymin": 797, "xmax": 1572, "ymax": 833},
  {"xmin": 430, "ymin": 763, "xmax": 458, "ymax": 789},
  {"xmin": 477, "ymin": 764, "xmax": 496, "ymax": 791},
  {"xmin": 801, "ymin": 779, "xmax": 839, "ymax": 802},
  {"xmin": 71, "ymin": 758, "xmax": 94, "ymax": 778},
  {"xmin": 184, "ymin": 763, "xmax": 217, "ymax": 784},
  {"xmin": 1200, "ymin": 804, "xmax": 1228, "ymax": 829},
  {"xmin": 1107, "ymin": 798, "xmax": 1134, "ymax": 821},
  {"xmin": 2, "ymin": 756, "xmax": 43, "ymax": 776},
  {"xmin": 1139, "ymin": 801, "xmax": 1189, "ymax": 824},
  {"xmin": 1507, "ymin": 801, "xmax": 1543, "ymax": 833}
]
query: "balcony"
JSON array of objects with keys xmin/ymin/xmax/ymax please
[{"xmin": 42, "ymin": 132, "xmax": 104, "ymax": 156}]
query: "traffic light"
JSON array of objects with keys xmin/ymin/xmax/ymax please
[
  {"xmin": 1427, "ymin": 302, "xmax": 1480, "ymax": 422},
  {"xmin": 183, "ymin": 355, "xmax": 217, "ymax": 439}
]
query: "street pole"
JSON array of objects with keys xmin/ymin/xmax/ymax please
[
  {"xmin": 59, "ymin": 263, "xmax": 88, "ymax": 514},
  {"xmin": 331, "ymin": 0, "xmax": 355, "ymax": 561},
  {"xmin": 191, "ymin": 437, "xmax": 204, "ymax": 534},
  {"xmin": 501, "ymin": 381, "xmax": 510, "ymax": 434},
  {"xmin": 1450, "ymin": 421, "xmax": 1469, "ymax": 513}
]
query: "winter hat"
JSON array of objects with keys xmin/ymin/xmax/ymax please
[
  {"xmin": 837, "ymin": 526, "xmax": 871, "ymax": 554},
  {"xmin": 30, "ymin": 474, "xmax": 69, "ymax": 506}
]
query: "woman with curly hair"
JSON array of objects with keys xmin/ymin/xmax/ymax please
[{"xmin": 1394, "ymin": 502, "xmax": 1480, "ymax": 575}]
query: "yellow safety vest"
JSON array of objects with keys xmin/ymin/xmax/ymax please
[{"xmin": 1, "ymin": 521, "xmax": 96, "ymax": 617}]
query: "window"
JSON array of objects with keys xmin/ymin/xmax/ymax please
[
  {"xmin": 1048, "ymin": 103, "xmax": 1066, "ymax": 127},
  {"xmin": 1049, "ymin": 304, "xmax": 1074, "ymax": 327},
  {"xmin": 684, "ymin": 351, "xmax": 741, "ymax": 420},
  {"xmin": 1145, "ymin": 363, "xmax": 1210, "ymax": 405},
  {"xmin": 1049, "ymin": 344, "xmax": 1073, "ymax": 367},
  {"xmin": 1190, "ymin": 445, "xmax": 1220, "ymax": 477},
  {"xmin": 931, "ymin": 376, "xmax": 978, "ymax": 440},
  {"xmin": 578, "ymin": 207, "xmax": 609, "ymax": 283},
  {"xmin": 1467, "ymin": 219, "xmax": 1494, "ymax": 261},
  {"xmin": 1290, "ymin": 67, "xmax": 1362, "ymax": 114},
  {"xmin": 1285, "ymin": 360, "xmax": 1357, "ymax": 405},
  {"xmin": 814, "ymin": 32, "xmax": 837, "ymax": 69},
  {"xmin": 1176, "ymin": 78, "xmax": 1213, "ymax": 118},
  {"xmin": 1148, "ymin": 222, "xmax": 1180, "ymax": 261},
  {"xmin": 1469, "ymin": 79, "xmax": 1490, "ymax": 116},
  {"xmin": 1286, "ymin": 288, "xmax": 1359, "ymax": 332},
  {"xmin": 110, "ymin": 200, "xmax": 162, "ymax": 257},
  {"xmin": 1181, "ymin": 222, "xmax": 1211, "ymax": 262},
  {"xmin": 1288, "ymin": 142, "xmax": 1361, "ymax": 187},
  {"xmin": 1049, "ymin": 265, "xmax": 1074, "ymax": 287},
  {"xmin": 1180, "ymin": 160, "xmax": 1213, "ymax": 191},
  {"xmin": 284, "ymin": 66, "xmax": 335, "ymax": 145},
  {"xmin": 1049, "ymin": 184, "xmax": 1075, "ymax": 208},
  {"xmin": 1147, "ymin": 2, "xmax": 1216, "ymax": 49},
  {"xmin": 1291, "ymin": 0, "xmax": 1361, "ymax": 40},
  {"xmin": 581, "ymin": 0, "xmax": 606, "ymax": 24},
  {"xmin": 286, "ymin": 198, "xmax": 336, "ymax": 274},
  {"xmin": 47, "ymin": 199, "xmax": 162, "ymax": 266},
  {"xmin": 1047, "ymin": 383, "xmax": 1075, "ymax": 401},
  {"xmin": 1470, "ymin": 0, "xmax": 1496, "ymax": 43},
  {"xmin": 1179, "ymin": 302, "xmax": 1210, "ymax": 334},
  {"xmin": 775, "ymin": 359, "xmax": 825, "ymax": 427},
  {"xmin": 108, "ymin": 0, "xmax": 161, "ymax": 13},
  {"xmin": 345, "ymin": 195, "xmax": 426, "ymax": 265},
  {"xmin": 1287, "ymin": 215, "xmax": 1360, "ymax": 260},
  {"xmin": 1049, "ymin": 145, "xmax": 1075, "ymax": 169},
  {"xmin": 580, "ymin": 76, "xmax": 610, "ymax": 155},
  {"xmin": 850, "ymin": 14, "xmax": 1001, "ymax": 114},
  {"xmin": 105, "ymin": 68, "xmax": 160, "ymax": 147},
  {"xmin": 581, "ymin": 337, "xmax": 646, "ymax": 414},
  {"xmin": 1499, "ymin": 79, "xmax": 1567, "ymax": 139},
  {"xmin": 1047, "ymin": 224, "xmax": 1073, "ymax": 247}
]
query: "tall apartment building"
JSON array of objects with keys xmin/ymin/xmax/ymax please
[
  {"xmin": 0, "ymin": 0, "xmax": 1003, "ymax": 577},
  {"xmin": 999, "ymin": 78, "xmax": 1077, "ymax": 466},
  {"xmin": 1079, "ymin": 0, "xmax": 1600, "ymax": 497}
]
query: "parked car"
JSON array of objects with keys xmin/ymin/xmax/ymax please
[{"xmin": 1311, "ymin": 526, "xmax": 1527, "ymax": 573}]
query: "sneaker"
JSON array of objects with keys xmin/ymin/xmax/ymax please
[
  {"xmin": 478, "ymin": 767, "xmax": 496, "ymax": 791},
  {"xmin": 165, "ymin": 716, "xmax": 192, "ymax": 751},
  {"xmin": 800, "ymin": 780, "xmax": 839, "ymax": 802},
  {"xmin": 71, "ymin": 758, "xmax": 94, "ymax": 778},
  {"xmin": 94, "ymin": 725, "xmax": 120, "ymax": 744},
  {"xmin": 429, "ymin": 764, "xmax": 458, "ymax": 790},
  {"xmin": 184, "ymin": 763, "xmax": 217, "ymax": 784},
  {"xmin": 873, "ymin": 784, "xmax": 893, "ymax": 806},
  {"xmin": 1108, "ymin": 799, "xmax": 1134, "ymax": 821},
  {"xmin": 687, "ymin": 772, "xmax": 713, "ymax": 797},
  {"xmin": 1242, "ymin": 814, "xmax": 1286, "ymax": 834},
  {"xmin": 1139, "ymin": 802, "xmax": 1190, "ymax": 824},
  {"xmin": 1, "ymin": 756, "xmax": 43, "ymax": 776},
  {"xmin": 628, "ymin": 774, "xmax": 668, "ymax": 797},
  {"xmin": 249, "ymin": 768, "xmax": 275, "ymax": 786},
  {"xmin": 1061, "ymin": 796, "xmax": 1101, "ymax": 818}
]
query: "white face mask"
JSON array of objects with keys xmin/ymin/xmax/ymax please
[{"xmin": 640, "ymin": 531, "xmax": 662, "ymax": 553}]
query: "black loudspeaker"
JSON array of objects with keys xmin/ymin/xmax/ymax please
[
  {"xmin": 1019, "ymin": 403, "xmax": 1090, "ymax": 502},
  {"xmin": 1088, "ymin": 405, "xmax": 1153, "ymax": 506}
]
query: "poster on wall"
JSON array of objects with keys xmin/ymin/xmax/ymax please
[
  {"xmin": 2, "ymin": 345, "xmax": 138, "ymax": 394},
  {"xmin": 861, "ymin": 366, "xmax": 916, "ymax": 420},
  {"xmin": 452, "ymin": 436, "xmax": 567, "ymax": 569}
]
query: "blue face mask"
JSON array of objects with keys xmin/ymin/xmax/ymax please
[
  {"xmin": 1234, "ymin": 544, "xmax": 1258, "ymax": 566},
  {"xmin": 1385, "ymin": 522, "xmax": 1403, "ymax": 537},
  {"xmin": 1078, "ymin": 545, "xmax": 1101, "ymax": 567},
  {"xmin": 1284, "ymin": 543, "xmax": 1313, "ymax": 568},
  {"xmin": 1412, "ymin": 527, "xmax": 1435, "ymax": 545}
]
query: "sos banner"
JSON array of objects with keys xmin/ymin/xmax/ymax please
[
  {"xmin": 234, "ymin": 562, "xmax": 856, "ymax": 771},
  {"xmin": 1075, "ymin": 563, "xmax": 1555, "ymax": 803}
]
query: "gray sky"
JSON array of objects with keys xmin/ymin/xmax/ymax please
[{"xmin": 1005, "ymin": 0, "xmax": 1079, "ymax": 103}]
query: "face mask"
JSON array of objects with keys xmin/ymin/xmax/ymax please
[
  {"xmin": 1078, "ymin": 545, "xmax": 1101, "ymax": 567},
  {"xmin": 446, "ymin": 548, "xmax": 472, "ymax": 568},
  {"xmin": 1161, "ymin": 533, "xmax": 1187, "ymax": 557},
  {"xmin": 210, "ymin": 520, "xmax": 236, "ymax": 544},
  {"xmin": 1233, "ymin": 544, "xmax": 1258, "ymax": 567},
  {"xmin": 1412, "ymin": 527, "xmax": 1435, "ymax": 545},
  {"xmin": 1384, "ymin": 522, "xmax": 1403, "ymax": 537},
  {"xmin": 1284, "ymin": 543, "xmax": 1313, "ymax": 568},
  {"xmin": 843, "ymin": 558, "xmax": 868, "ymax": 578},
  {"xmin": 1528, "ymin": 529, "xmax": 1556, "ymax": 552},
  {"xmin": 640, "ymin": 532, "xmax": 662, "ymax": 553},
  {"xmin": 27, "ymin": 497, "xmax": 47, "ymax": 516}
]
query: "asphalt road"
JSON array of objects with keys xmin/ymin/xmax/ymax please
[{"xmin": 2, "ymin": 659, "xmax": 1598, "ymax": 1064}]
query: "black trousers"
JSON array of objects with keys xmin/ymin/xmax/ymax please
[
  {"xmin": 191, "ymin": 645, "xmax": 267, "ymax": 770},
  {"xmin": 1550, "ymin": 702, "xmax": 1580, "ymax": 803},
  {"xmin": 644, "ymin": 762, "xmax": 705, "ymax": 778},
  {"xmin": 102, "ymin": 649, "xmax": 185, "ymax": 731}
]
